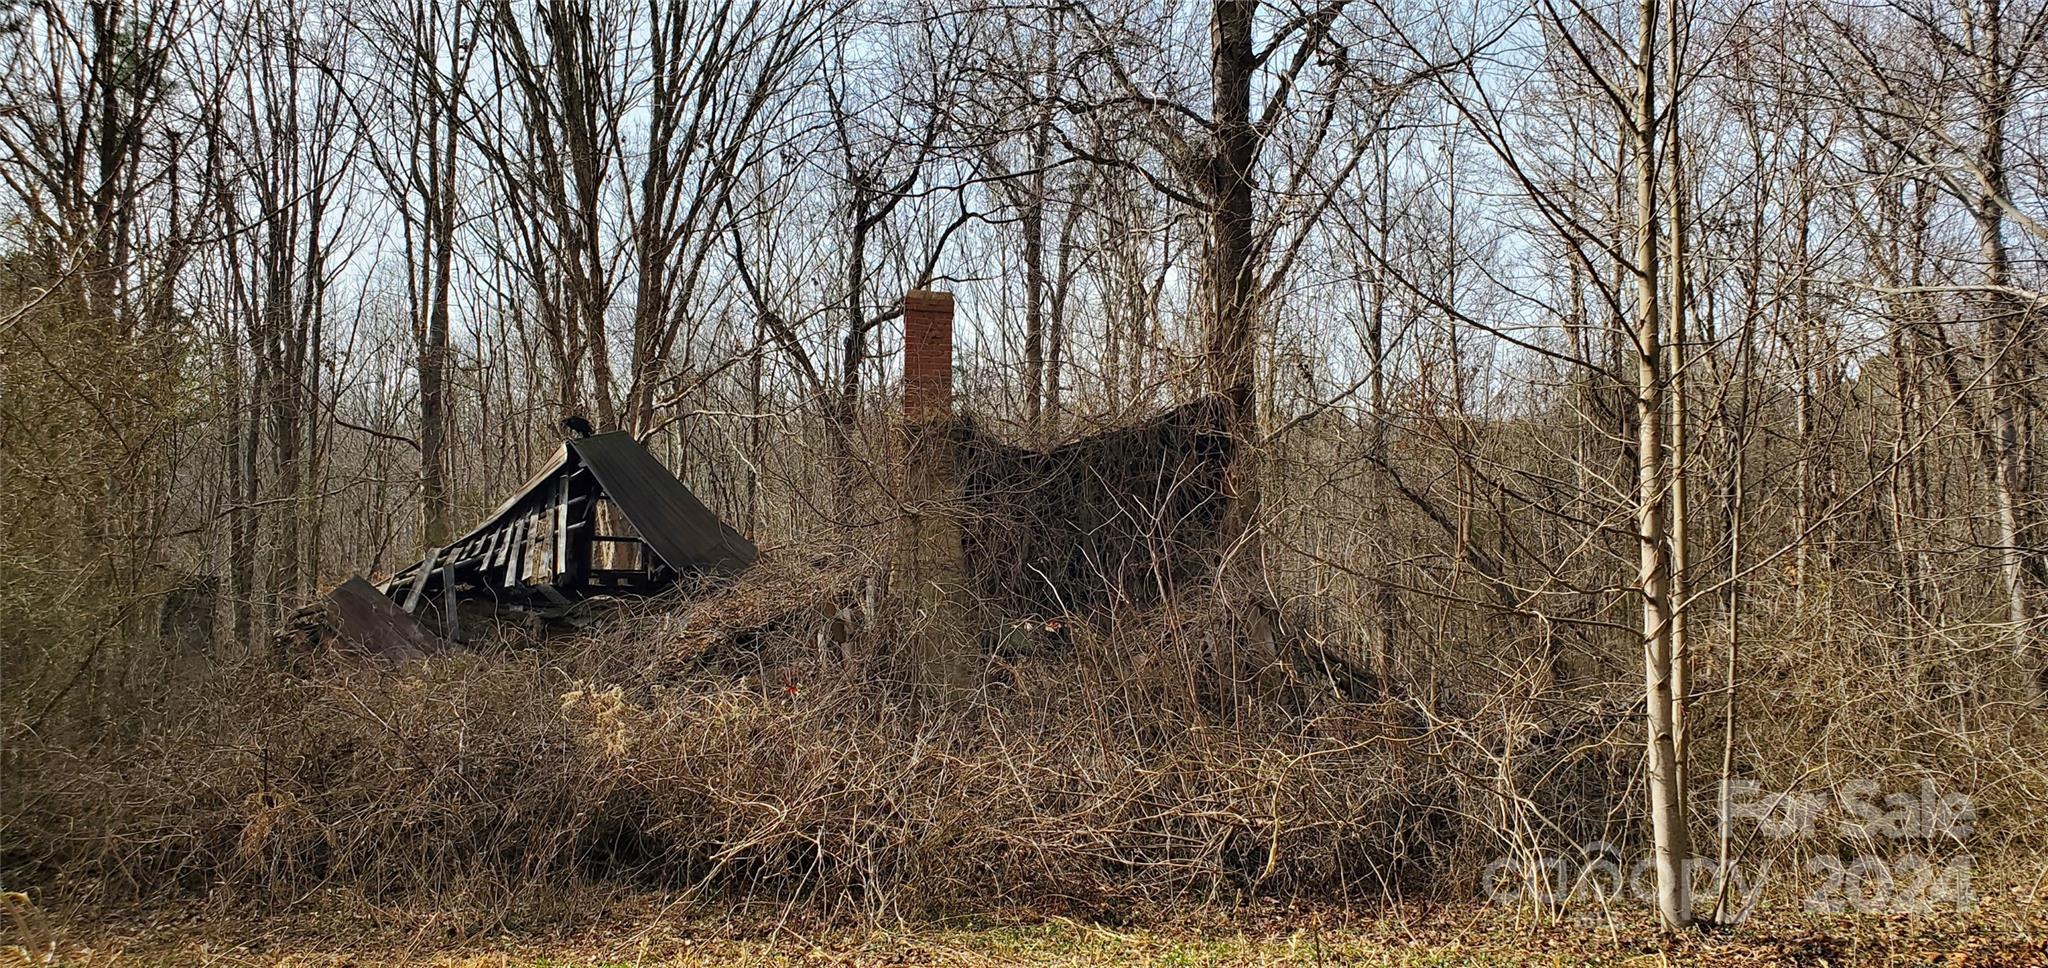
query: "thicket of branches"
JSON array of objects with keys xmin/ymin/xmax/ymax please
[{"xmin": 3, "ymin": 0, "xmax": 2046, "ymax": 928}]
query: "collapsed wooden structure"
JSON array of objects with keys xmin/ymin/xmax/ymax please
[
  {"xmin": 958, "ymin": 397, "xmax": 1234, "ymax": 618},
  {"xmin": 299, "ymin": 290, "xmax": 1222, "ymax": 663},
  {"xmin": 380, "ymin": 431, "xmax": 756, "ymax": 619},
  {"xmin": 286, "ymin": 431, "xmax": 753, "ymax": 660}
]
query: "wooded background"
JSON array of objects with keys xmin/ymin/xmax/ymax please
[{"xmin": 2, "ymin": 0, "xmax": 2044, "ymax": 925}]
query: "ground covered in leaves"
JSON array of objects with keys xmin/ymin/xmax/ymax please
[{"xmin": 8, "ymin": 886, "xmax": 2045, "ymax": 967}]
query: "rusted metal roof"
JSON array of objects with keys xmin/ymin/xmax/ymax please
[{"xmin": 568, "ymin": 432, "xmax": 757, "ymax": 575}]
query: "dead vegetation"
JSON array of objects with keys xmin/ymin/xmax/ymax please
[
  {"xmin": 5, "ymin": 547, "xmax": 2043, "ymax": 926},
  {"xmin": 9, "ymin": 872, "xmax": 2048, "ymax": 967}
]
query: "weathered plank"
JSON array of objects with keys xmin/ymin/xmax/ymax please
[
  {"xmin": 553, "ymin": 476, "xmax": 570, "ymax": 583},
  {"xmin": 440, "ymin": 560, "xmax": 461, "ymax": 641},
  {"xmin": 402, "ymin": 546, "xmax": 441, "ymax": 613},
  {"xmin": 502, "ymin": 517, "xmax": 526, "ymax": 585},
  {"xmin": 533, "ymin": 511, "xmax": 547, "ymax": 576}
]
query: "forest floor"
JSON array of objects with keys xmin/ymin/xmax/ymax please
[{"xmin": 7, "ymin": 886, "xmax": 2046, "ymax": 968}]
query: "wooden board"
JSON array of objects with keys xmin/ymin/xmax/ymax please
[
  {"xmin": 402, "ymin": 546, "xmax": 441, "ymax": 613},
  {"xmin": 553, "ymin": 476, "xmax": 570, "ymax": 583}
]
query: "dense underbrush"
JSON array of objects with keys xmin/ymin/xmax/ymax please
[{"xmin": 4, "ymin": 554, "xmax": 2044, "ymax": 921}]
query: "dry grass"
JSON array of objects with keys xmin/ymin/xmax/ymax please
[
  {"xmin": 7, "ymin": 885, "xmax": 2047, "ymax": 966},
  {"xmin": 3, "ymin": 549, "xmax": 2045, "ymax": 935}
]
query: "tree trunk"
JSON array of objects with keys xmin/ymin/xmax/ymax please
[
  {"xmin": 419, "ymin": 64, "xmax": 460, "ymax": 547},
  {"xmin": 1969, "ymin": 2, "xmax": 2035, "ymax": 686},
  {"xmin": 1020, "ymin": 154, "xmax": 1046, "ymax": 433},
  {"xmin": 1631, "ymin": 0, "xmax": 1693, "ymax": 931},
  {"xmin": 1206, "ymin": 0, "xmax": 1258, "ymax": 430},
  {"xmin": 1663, "ymin": 0, "xmax": 1694, "ymax": 806}
]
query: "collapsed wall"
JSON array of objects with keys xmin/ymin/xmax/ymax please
[
  {"xmin": 959, "ymin": 397, "xmax": 1234, "ymax": 619},
  {"xmin": 894, "ymin": 290, "xmax": 1235, "ymax": 625}
]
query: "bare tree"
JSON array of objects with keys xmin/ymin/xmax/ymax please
[{"xmin": 354, "ymin": 0, "xmax": 476, "ymax": 547}]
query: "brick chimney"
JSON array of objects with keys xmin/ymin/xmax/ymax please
[
  {"xmin": 895, "ymin": 289, "xmax": 971, "ymax": 706},
  {"xmin": 902, "ymin": 289, "xmax": 954, "ymax": 421}
]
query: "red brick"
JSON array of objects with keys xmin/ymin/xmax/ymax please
[{"xmin": 903, "ymin": 289, "xmax": 954, "ymax": 419}]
